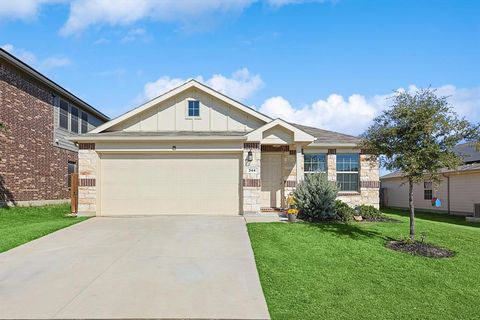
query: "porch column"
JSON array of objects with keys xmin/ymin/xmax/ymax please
[{"xmin": 296, "ymin": 144, "xmax": 303, "ymax": 184}]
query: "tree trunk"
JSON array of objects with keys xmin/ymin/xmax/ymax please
[{"xmin": 408, "ymin": 179, "xmax": 415, "ymax": 241}]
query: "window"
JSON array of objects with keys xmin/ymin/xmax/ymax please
[
  {"xmin": 67, "ymin": 161, "xmax": 77, "ymax": 188},
  {"xmin": 304, "ymin": 154, "xmax": 326, "ymax": 173},
  {"xmin": 188, "ymin": 100, "xmax": 200, "ymax": 117},
  {"xmin": 70, "ymin": 106, "xmax": 78, "ymax": 133},
  {"xmin": 81, "ymin": 112, "xmax": 89, "ymax": 133},
  {"xmin": 336, "ymin": 154, "xmax": 359, "ymax": 191},
  {"xmin": 59, "ymin": 99, "xmax": 69, "ymax": 129},
  {"xmin": 424, "ymin": 181, "xmax": 433, "ymax": 200}
]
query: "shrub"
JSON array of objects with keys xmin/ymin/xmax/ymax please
[
  {"xmin": 334, "ymin": 200, "xmax": 356, "ymax": 223},
  {"xmin": 294, "ymin": 173, "xmax": 338, "ymax": 220},
  {"xmin": 356, "ymin": 205, "xmax": 382, "ymax": 219}
]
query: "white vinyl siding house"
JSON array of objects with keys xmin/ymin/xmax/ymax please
[{"xmin": 381, "ymin": 145, "xmax": 480, "ymax": 216}]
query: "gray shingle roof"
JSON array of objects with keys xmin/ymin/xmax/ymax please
[
  {"xmin": 454, "ymin": 142, "xmax": 480, "ymax": 164},
  {"xmin": 381, "ymin": 162, "xmax": 480, "ymax": 180},
  {"xmin": 381, "ymin": 142, "xmax": 480, "ymax": 180},
  {"xmin": 291, "ymin": 123, "xmax": 361, "ymax": 145}
]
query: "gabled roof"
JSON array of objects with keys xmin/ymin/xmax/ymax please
[
  {"xmin": 91, "ymin": 79, "xmax": 271, "ymax": 134},
  {"xmin": 291, "ymin": 123, "xmax": 361, "ymax": 146},
  {"xmin": 0, "ymin": 48, "xmax": 109, "ymax": 121},
  {"xmin": 454, "ymin": 142, "xmax": 480, "ymax": 164},
  {"xmin": 246, "ymin": 118, "xmax": 315, "ymax": 143}
]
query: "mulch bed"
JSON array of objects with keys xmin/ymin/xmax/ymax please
[
  {"xmin": 362, "ymin": 216, "xmax": 401, "ymax": 223},
  {"xmin": 386, "ymin": 240, "xmax": 455, "ymax": 258}
]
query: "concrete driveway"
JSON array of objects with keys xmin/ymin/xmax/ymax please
[{"xmin": 0, "ymin": 216, "xmax": 270, "ymax": 319}]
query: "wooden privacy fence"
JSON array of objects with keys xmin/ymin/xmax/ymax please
[{"xmin": 70, "ymin": 173, "xmax": 78, "ymax": 214}]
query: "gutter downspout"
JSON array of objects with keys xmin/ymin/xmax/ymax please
[{"xmin": 442, "ymin": 173, "xmax": 450, "ymax": 215}]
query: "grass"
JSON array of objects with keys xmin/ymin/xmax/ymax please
[
  {"xmin": 247, "ymin": 210, "xmax": 480, "ymax": 320},
  {"xmin": 0, "ymin": 204, "xmax": 88, "ymax": 253}
]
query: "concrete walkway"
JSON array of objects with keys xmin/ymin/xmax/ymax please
[{"xmin": 0, "ymin": 216, "xmax": 270, "ymax": 319}]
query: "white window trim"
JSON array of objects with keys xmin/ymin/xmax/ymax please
[
  {"xmin": 58, "ymin": 98, "xmax": 70, "ymax": 131},
  {"xmin": 70, "ymin": 105, "xmax": 79, "ymax": 134},
  {"xmin": 81, "ymin": 111, "xmax": 89, "ymax": 133},
  {"xmin": 185, "ymin": 99, "xmax": 201, "ymax": 119},
  {"xmin": 424, "ymin": 181, "xmax": 433, "ymax": 200},
  {"xmin": 336, "ymin": 153, "xmax": 360, "ymax": 192},
  {"xmin": 304, "ymin": 153, "xmax": 327, "ymax": 174}
]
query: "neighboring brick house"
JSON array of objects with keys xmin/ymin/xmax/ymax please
[{"xmin": 0, "ymin": 48, "xmax": 109, "ymax": 206}]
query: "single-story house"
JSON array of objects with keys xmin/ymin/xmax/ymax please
[
  {"xmin": 70, "ymin": 80, "xmax": 379, "ymax": 216},
  {"xmin": 0, "ymin": 48, "xmax": 109, "ymax": 206},
  {"xmin": 381, "ymin": 142, "xmax": 480, "ymax": 216}
]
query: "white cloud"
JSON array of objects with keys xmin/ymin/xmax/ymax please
[
  {"xmin": 59, "ymin": 0, "xmax": 331, "ymax": 35},
  {"xmin": 0, "ymin": 1, "xmax": 330, "ymax": 33},
  {"xmin": 141, "ymin": 68, "xmax": 264, "ymax": 102},
  {"xmin": 60, "ymin": 0, "xmax": 255, "ymax": 35},
  {"xmin": 0, "ymin": 0, "xmax": 64, "ymax": 19},
  {"xmin": 120, "ymin": 27, "xmax": 150, "ymax": 43},
  {"xmin": 40, "ymin": 56, "xmax": 71, "ymax": 69},
  {"xmin": 1, "ymin": 43, "xmax": 71, "ymax": 70},
  {"xmin": 93, "ymin": 38, "xmax": 110, "ymax": 45},
  {"xmin": 259, "ymin": 85, "xmax": 480, "ymax": 136},
  {"xmin": 1, "ymin": 43, "xmax": 37, "ymax": 65},
  {"xmin": 266, "ymin": 0, "xmax": 326, "ymax": 7}
]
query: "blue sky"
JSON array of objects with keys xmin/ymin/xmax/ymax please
[{"xmin": 1, "ymin": 0, "xmax": 479, "ymax": 136}]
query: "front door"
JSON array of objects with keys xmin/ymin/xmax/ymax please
[{"xmin": 261, "ymin": 153, "xmax": 283, "ymax": 208}]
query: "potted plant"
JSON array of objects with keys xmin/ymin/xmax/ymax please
[{"xmin": 286, "ymin": 193, "xmax": 298, "ymax": 222}]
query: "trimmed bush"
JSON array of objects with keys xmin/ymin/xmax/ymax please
[
  {"xmin": 356, "ymin": 205, "xmax": 382, "ymax": 219},
  {"xmin": 334, "ymin": 200, "xmax": 356, "ymax": 223},
  {"xmin": 294, "ymin": 173, "xmax": 338, "ymax": 220}
]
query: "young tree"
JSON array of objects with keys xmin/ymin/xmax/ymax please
[{"xmin": 361, "ymin": 88, "xmax": 479, "ymax": 241}]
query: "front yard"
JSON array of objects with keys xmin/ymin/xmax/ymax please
[
  {"xmin": 0, "ymin": 204, "xmax": 87, "ymax": 253},
  {"xmin": 247, "ymin": 210, "xmax": 480, "ymax": 320}
]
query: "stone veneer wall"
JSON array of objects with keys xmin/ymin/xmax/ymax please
[
  {"xmin": 327, "ymin": 151, "xmax": 336, "ymax": 182},
  {"xmin": 242, "ymin": 143, "xmax": 261, "ymax": 214},
  {"xmin": 284, "ymin": 148, "xmax": 299, "ymax": 200},
  {"xmin": 77, "ymin": 143, "xmax": 97, "ymax": 214}
]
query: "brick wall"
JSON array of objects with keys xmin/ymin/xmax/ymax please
[{"xmin": 0, "ymin": 61, "xmax": 77, "ymax": 203}]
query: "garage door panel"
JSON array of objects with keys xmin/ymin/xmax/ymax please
[{"xmin": 100, "ymin": 153, "xmax": 240, "ymax": 215}]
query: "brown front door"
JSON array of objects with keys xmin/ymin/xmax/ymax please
[{"xmin": 261, "ymin": 153, "xmax": 283, "ymax": 208}]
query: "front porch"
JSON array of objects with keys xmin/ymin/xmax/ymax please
[
  {"xmin": 243, "ymin": 143, "xmax": 302, "ymax": 214},
  {"xmin": 240, "ymin": 119, "xmax": 380, "ymax": 214},
  {"xmin": 241, "ymin": 119, "xmax": 312, "ymax": 214}
]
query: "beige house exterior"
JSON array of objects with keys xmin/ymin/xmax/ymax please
[
  {"xmin": 70, "ymin": 80, "xmax": 380, "ymax": 216},
  {"xmin": 381, "ymin": 147, "xmax": 480, "ymax": 216}
]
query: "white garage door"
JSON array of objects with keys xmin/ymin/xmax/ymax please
[{"xmin": 99, "ymin": 153, "xmax": 241, "ymax": 216}]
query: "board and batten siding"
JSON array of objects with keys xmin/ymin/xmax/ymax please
[
  {"xmin": 108, "ymin": 87, "xmax": 265, "ymax": 133},
  {"xmin": 53, "ymin": 96, "xmax": 104, "ymax": 152},
  {"xmin": 381, "ymin": 172, "xmax": 480, "ymax": 215}
]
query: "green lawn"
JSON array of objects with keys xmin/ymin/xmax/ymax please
[
  {"xmin": 247, "ymin": 210, "xmax": 480, "ymax": 320},
  {"xmin": 0, "ymin": 204, "xmax": 88, "ymax": 253}
]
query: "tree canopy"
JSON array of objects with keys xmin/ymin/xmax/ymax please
[
  {"xmin": 361, "ymin": 88, "xmax": 479, "ymax": 240},
  {"xmin": 362, "ymin": 89, "xmax": 479, "ymax": 183}
]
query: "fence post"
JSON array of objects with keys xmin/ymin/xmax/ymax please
[{"xmin": 70, "ymin": 173, "xmax": 79, "ymax": 214}]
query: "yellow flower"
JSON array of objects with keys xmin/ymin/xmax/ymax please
[{"xmin": 287, "ymin": 208, "xmax": 299, "ymax": 215}]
